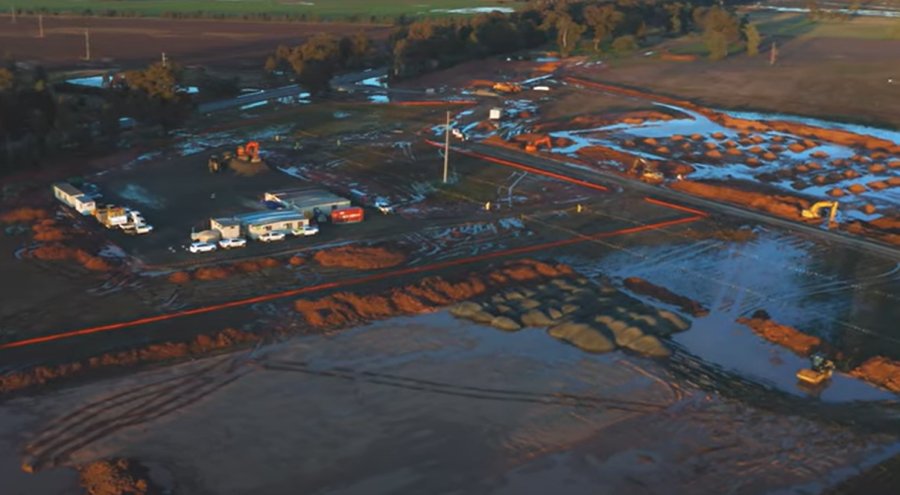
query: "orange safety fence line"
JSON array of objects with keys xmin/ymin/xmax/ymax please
[
  {"xmin": 387, "ymin": 100, "xmax": 479, "ymax": 107},
  {"xmin": 0, "ymin": 215, "xmax": 703, "ymax": 351},
  {"xmin": 643, "ymin": 197, "xmax": 709, "ymax": 217}
]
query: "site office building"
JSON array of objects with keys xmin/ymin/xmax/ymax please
[
  {"xmin": 52, "ymin": 182, "xmax": 96, "ymax": 215},
  {"xmin": 214, "ymin": 210, "xmax": 308, "ymax": 241}
]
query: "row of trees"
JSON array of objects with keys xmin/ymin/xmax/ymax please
[
  {"xmin": 265, "ymin": 33, "xmax": 375, "ymax": 93},
  {"xmin": 388, "ymin": 0, "xmax": 760, "ymax": 79},
  {"xmin": 0, "ymin": 60, "xmax": 196, "ymax": 175}
]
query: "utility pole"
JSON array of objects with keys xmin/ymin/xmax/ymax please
[
  {"xmin": 83, "ymin": 29, "xmax": 91, "ymax": 61},
  {"xmin": 769, "ymin": 41, "xmax": 778, "ymax": 66},
  {"xmin": 10, "ymin": 5, "xmax": 16, "ymax": 23},
  {"xmin": 38, "ymin": 14, "xmax": 44, "ymax": 38},
  {"xmin": 161, "ymin": 52, "xmax": 167, "ymax": 67},
  {"xmin": 443, "ymin": 111, "xmax": 450, "ymax": 184}
]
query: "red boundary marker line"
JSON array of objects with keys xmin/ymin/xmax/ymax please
[
  {"xmin": 643, "ymin": 197, "xmax": 709, "ymax": 217},
  {"xmin": 389, "ymin": 100, "xmax": 478, "ymax": 107},
  {"xmin": 425, "ymin": 140, "xmax": 610, "ymax": 193},
  {"xmin": 0, "ymin": 215, "xmax": 702, "ymax": 351}
]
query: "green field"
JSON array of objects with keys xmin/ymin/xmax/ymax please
[{"xmin": 0, "ymin": 0, "xmax": 518, "ymax": 19}]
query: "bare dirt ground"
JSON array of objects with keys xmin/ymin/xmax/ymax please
[
  {"xmin": 0, "ymin": 14, "xmax": 390, "ymax": 69},
  {"xmin": 582, "ymin": 16, "xmax": 900, "ymax": 129}
]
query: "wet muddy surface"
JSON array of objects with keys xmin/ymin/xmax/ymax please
[{"xmin": 2, "ymin": 311, "xmax": 898, "ymax": 495}]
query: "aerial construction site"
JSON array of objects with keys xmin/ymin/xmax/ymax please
[{"xmin": 0, "ymin": 1, "xmax": 899, "ymax": 494}]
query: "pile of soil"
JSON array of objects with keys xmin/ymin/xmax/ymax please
[
  {"xmin": 312, "ymin": 245, "xmax": 406, "ymax": 270},
  {"xmin": 2, "ymin": 206, "xmax": 111, "ymax": 271},
  {"xmin": 0, "ymin": 207, "xmax": 49, "ymax": 223},
  {"xmin": 850, "ymin": 357, "xmax": 900, "ymax": 393},
  {"xmin": 623, "ymin": 277, "xmax": 709, "ymax": 316},
  {"xmin": 30, "ymin": 244, "xmax": 111, "ymax": 272},
  {"xmin": 78, "ymin": 458, "xmax": 158, "ymax": 495},
  {"xmin": 169, "ymin": 258, "xmax": 284, "ymax": 283},
  {"xmin": 670, "ymin": 180, "xmax": 810, "ymax": 220},
  {"xmin": 844, "ymin": 216, "xmax": 900, "ymax": 247},
  {"xmin": 294, "ymin": 259, "xmax": 571, "ymax": 328},
  {"xmin": 31, "ymin": 219, "xmax": 70, "ymax": 242},
  {"xmin": 450, "ymin": 276, "xmax": 692, "ymax": 358},
  {"xmin": 0, "ymin": 328, "xmax": 259, "ymax": 395},
  {"xmin": 736, "ymin": 316, "xmax": 822, "ymax": 356}
]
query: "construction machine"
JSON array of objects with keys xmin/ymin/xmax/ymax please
[
  {"xmin": 629, "ymin": 158, "xmax": 664, "ymax": 184},
  {"xmin": 208, "ymin": 154, "xmax": 225, "ymax": 173},
  {"xmin": 801, "ymin": 201, "xmax": 839, "ymax": 226},
  {"xmin": 492, "ymin": 82, "xmax": 522, "ymax": 94},
  {"xmin": 236, "ymin": 141, "xmax": 262, "ymax": 163},
  {"xmin": 796, "ymin": 352, "xmax": 835, "ymax": 387},
  {"xmin": 524, "ymin": 136, "xmax": 552, "ymax": 153}
]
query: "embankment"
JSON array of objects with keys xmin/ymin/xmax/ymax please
[
  {"xmin": 294, "ymin": 259, "xmax": 572, "ymax": 329},
  {"xmin": 0, "ymin": 328, "xmax": 259, "ymax": 395},
  {"xmin": 624, "ymin": 277, "xmax": 709, "ymax": 316}
]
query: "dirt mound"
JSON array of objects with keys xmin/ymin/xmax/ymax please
[
  {"xmin": 170, "ymin": 257, "xmax": 286, "ymax": 283},
  {"xmin": 31, "ymin": 219, "xmax": 69, "ymax": 242},
  {"xmin": 79, "ymin": 458, "xmax": 158, "ymax": 495},
  {"xmin": 844, "ymin": 217, "xmax": 900, "ymax": 247},
  {"xmin": 549, "ymin": 322, "xmax": 615, "ymax": 353},
  {"xmin": 30, "ymin": 244, "xmax": 110, "ymax": 271},
  {"xmin": 167, "ymin": 271, "xmax": 191, "ymax": 284},
  {"xmin": 313, "ymin": 245, "xmax": 406, "ymax": 270},
  {"xmin": 0, "ymin": 207, "xmax": 49, "ymax": 223},
  {"xmin": 670, "ymin": 180, "xmax": 809, "ymax": 220},
  {"xmin": 737, "ymin": 316, "xmax": 822, "ymax": 356},
  {"xmin": 623, "ymin": 277, "xmax": 708, "ymax": 316},
  {"xmin": 0, "ymin": 328, "xmax": 259, "ymax": 395},
  {"xmin": 294, "ymin": 260, "xmax": 570, "ymax": 329},
  {"xmin": 850, "ymin": 357, "xmax": 900, "ymax": 393}
]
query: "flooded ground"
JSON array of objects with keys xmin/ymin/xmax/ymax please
[
  {"xmin": 560, "ymin": 223, "xmax": 900, "ymax": 387},
  {"xmin": 2, "ymin": 311, "xmax": 897, "ymax": 495}
]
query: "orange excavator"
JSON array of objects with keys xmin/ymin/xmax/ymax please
[
  {"xmin": 236, "ymin": 141, "xmax": 261, "ymax": 163},
  {"xmin": 493, "ymin": 82, "xmax": 522, "ymax": 94},
  {"xmin": 524, "ymin": 136, "xmax": 552, "ymax": 153}
]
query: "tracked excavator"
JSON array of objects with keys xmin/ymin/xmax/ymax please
[
  {"xmin": 801, "ymin": 201, "xmax": 839, "ymax": 226},
  {"xmin": 524, "ymin": 136, "xmax": 552, "ymax": 153},
  {"xmin": 629, "ymin": 158, "xmax": 663, "ymax": 184},
  {"xmin": 492, "ymin": 82, "xmax": 522, "ymax": 94},
  {"xmin": 236, "ymin": 141, "xmax": 262, "ymax": 163}
]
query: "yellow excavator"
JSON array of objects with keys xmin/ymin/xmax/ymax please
[
  {"xmin": 629, "ymin": 158, "xmax": 663, "ymax": 184},
  {"xmin": 801, "ymin": 201, "xmax": 839, "ymax": 227}
]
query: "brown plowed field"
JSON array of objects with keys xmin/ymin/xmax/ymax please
[{"xmin": 0, "ymin": 14, "xmax": 390, "ymax": 69}]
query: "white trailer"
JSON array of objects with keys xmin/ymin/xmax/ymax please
[{"xmin": 52, "ymin": 182, "xmax": 96, "ymax": 215}]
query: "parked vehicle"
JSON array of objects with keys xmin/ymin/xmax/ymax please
[
  {"xmin": 292, "ymin": 225, "xmax": 319, "ymax": 236},
  {"xmin": 374, "ymin": 199, "xmax": 394, "ymax": 215},
  {"xmin": 219, "ymin": 237, "xmax": 248, "ymax": 249},
  {"xmin": 258, "ymin": 231, "xmax": 286, "ymax": 243},
  {"xmin": 188, "ymin": 242, "xmax": 217, "ymax": 253},
  {"xmin": 134, "ymin": 223, "xmax": 153, "ymax": 235}
]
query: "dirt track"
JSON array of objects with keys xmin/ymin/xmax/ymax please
[{"xmin": 0, "ymin": 14, "xmax": 390, "ymax": 69}]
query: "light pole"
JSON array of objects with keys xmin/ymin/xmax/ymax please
[{"xmin": 443, "ymin": 110, "xmax": 450, "ymax": 184}]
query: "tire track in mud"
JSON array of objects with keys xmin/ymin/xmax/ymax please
[
  {"xmin": 22, "ymin": 355, "xmax": 252, "ymax": 472},
  {"xmin": 260, "ymin": 359, "xmax": 675, "ymax": 414}
]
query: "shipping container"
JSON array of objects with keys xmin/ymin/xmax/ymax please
[{"xmin": 331, "ymin": 207, "xmax": 364, "ymax": 224}]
